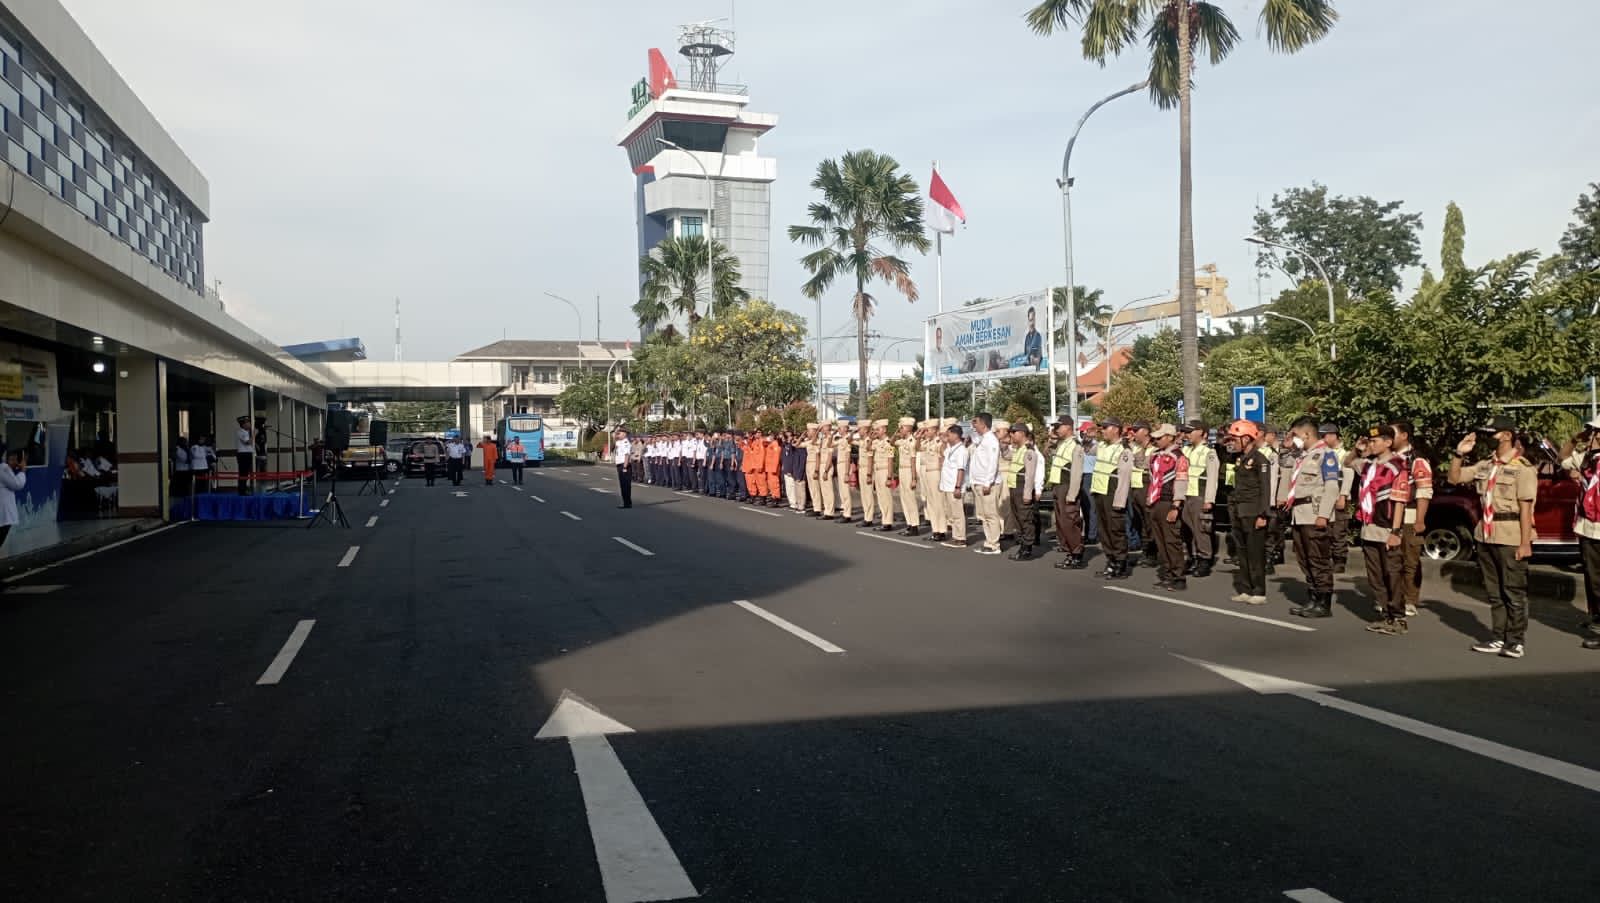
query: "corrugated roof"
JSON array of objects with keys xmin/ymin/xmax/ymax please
[{"xmin": 455, "ymin": 340, "xmax": 634, "ymax": 361}]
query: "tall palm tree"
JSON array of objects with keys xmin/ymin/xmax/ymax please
[
  {"xmin": 1052, "ymin": 285, "xmax": 1108, "ymax": 349},
  {"xmin": 1027, "ymin": 0, "xmax": 1338, "ymax": 418},
  {"xmin": 789, "ymin": 150, "xmax": 931, "ymax": 419},
  {"xmin": 633, "ymin": 234, "xmax": 750, "ymax": 335}
]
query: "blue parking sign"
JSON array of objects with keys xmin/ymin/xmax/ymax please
[{"xmin": 1232, "ymin": 386, "xmax": 1266, "ymax": 424}]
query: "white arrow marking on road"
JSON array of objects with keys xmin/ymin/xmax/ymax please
[
  {"xmin": 365, "ymin": 515, "xmax": 379, "ymax": 528},
  {"xmin": 1177, "ymin": 656, "xmax": 1600, "ymax": 793},
  {"xmin": 739, "ymin": 506, "xmax": 782, "ymax": 518},
  {"xmin": 561, "ymin": 511, "xmax": 582, "ymax": 521},
  {"xmin": 537, "ymin": 692, "xmax": 699, "ymax": 903},
  {"xmin": 1285, "ymin": 890, "xmax": 1345, "ymax": 903},
  {"xmin": 256, "ymin": 619, "xmax": 316, "ymax": 685}
]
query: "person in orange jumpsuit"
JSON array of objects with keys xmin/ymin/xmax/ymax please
[
  {"xmin": 744, "ymin": 429, "xmax": 766, "ymax": 501},
  {"xmin": 476, "ymin": 433, "xmax": 498, "ymax": 485},
  {"xmin": 764, "ymin": 432, "xmax": 783, "ymax": 506}
]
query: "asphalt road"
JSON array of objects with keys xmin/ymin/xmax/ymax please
[{"xmin": 3, "ymin": 464, "xmax": 1598, "ymax": 903}]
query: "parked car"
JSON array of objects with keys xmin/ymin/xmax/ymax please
[
  {"xmin": 401, "ymin": 438, "xmax": 446, "ymax": 477},
  {"xmin": 1422, "ymin": 438, "xmax": 1579, "ymax": 561}
]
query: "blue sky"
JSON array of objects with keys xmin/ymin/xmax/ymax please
[{"xmin": 60, "ymin": 0, "xmax": 1597, "ymax": 362}]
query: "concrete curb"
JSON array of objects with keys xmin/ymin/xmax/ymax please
[{"xmin": 1, "ymin": 518, "xmax": 166, "ymax": 579}]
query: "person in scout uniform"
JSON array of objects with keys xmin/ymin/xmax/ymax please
[
  {"xmin": 895, "ymin": 417, "xmax": 922, "ymax": 534},
  {"xmin": 1262, "ymin": 425, "xmax": 1287, "ymax": 569},
  {"xmin": 1180, "ymin": 420, "xmax": 1220, "ymax": 578},
  {"xmin": 1046, "ymin": 416, "xmax": 1088, "ymax": 570},
  {"xmin": 1090, "ymin": 417, "xmax": 1135, "ymax": 579},
  {"xmin": 1281, "ymin": 417, "xmax": 1343, "ymax": 619},
  {"xmin": 803, "ymin": 423, "xmax": 824, "ymax": 515},
  {"xmin": 1224, "ymin": 420, "xmax": 1273, "ymax": 606},
  {"xmin": 855, "ymin": 423, "xmax": 878, "ymax": 527},
  {"xmin": 1126, "ymin": 421, "xmax": 1154, "ymax": 570},
  {"xmin": 835, "ymin": 421, "xmax": 857, "ymax": 523},
  {"xmin": 1559, "ymin": 418, "xmax": 1600, "ymax": 649},
  {"xmin": 992, "ymin": 419, "xmax": 1016, "ymax": 540},
  {"xmin": 1003, "ymin": 423, "xmax": 1045, "ymax": 560},
  {"xmin": 871, "ymin": 420, "xmax": 896, "ymax": 531},
  {"xmin": 1390, "ymin": 420, "xmax": 1432, "ymax": 618},
  {"xmin": 1144, "ymin": 424, "xmax": 1190, "ymax": 590},
  {"xmin": 1449, "ymin": 415, "xmax": 1538, "ymax": 659},
  {"xmin": 1356, "ymin": 425, "xmax": 1413, "ymax": 637},
  {"xmin": 917, "ymin": 420, "xmax": 946, "ymax": 540},
  {"xmin": 816, "ymin": 423, "xmax": 837, "ymax": 518}
]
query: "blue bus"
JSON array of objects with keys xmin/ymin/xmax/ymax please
[{"xmin": 499, "ymin": 415, "xmax": 545, "ymax": 467}]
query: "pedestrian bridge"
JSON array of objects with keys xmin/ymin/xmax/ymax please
[{"xmin": 320, "ymin": 361, "xmax": 511, "ymax": 403}]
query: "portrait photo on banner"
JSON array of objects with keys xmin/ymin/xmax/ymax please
[{"xmin": 923, "ymin": 289, "xmax": 1050, "ymax": 387}]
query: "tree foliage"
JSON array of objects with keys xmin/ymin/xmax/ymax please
[
  {"xmin": 1440, "ymin": 201, "xmax": 1466, "ymax": 279},
  {"xmin": 553, "ymin": 374, "xmax": 613, "ymax": 429},
  {"xmin": 1559, "ymin": 181, "xmax": 1600, "ymax": 276},
  {"xmin": 790, "ymin": 150, "xmax": 931, "ymax": 418},
  {"xmin": 1097, "ymin": 374, "xmax": 1161, "ymax": 426},
  {"xmin": 1251, "ymin": 183, "xmax": 1423, "ymax": 297},
  {"xmin": 377, "ymin": 401, "xmax": 457, "ymax": 434},
  {"xmin": 633, "ymin": 235, "xmax": 750, "ymax": 335},
  {"xmin": 693, "ymin": 299, "xmax": 815, "ymax": 412}
]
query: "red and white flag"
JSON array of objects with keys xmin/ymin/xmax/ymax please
[{"xmin": 928, "ymin": 166, "xmax": 966, "ymax": 235}]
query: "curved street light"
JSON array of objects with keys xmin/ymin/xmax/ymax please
[
  {"xmin": 1055, "ymin": 80, "xmax": 1150, "ymax": 422},
  {"xmin": 1100, "ymin": 291, "xmax": 1167, "ymax": 395},
  {"xmin": 1263, "ymin": 310, "xmax": 1319, "ymax": 349},
  {"xmin": 877, "ymin": 338, "xmax": 917, "ymax": 385},
  {"xmin": 1245, "ymin": 235, "xmax": 1337, "ymax": 360}
]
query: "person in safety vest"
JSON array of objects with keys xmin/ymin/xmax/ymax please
[
  {"xmin": 1046, "ymin": 416, "xmax": 1088, "ymax": 570},
  {"xmin": 1004, "ymin": 423, "xmax": 1044, "ymax": 560},
  {"xmin": 1090, "ymin": 417, "xmax": 1135, "ymax": 580},
  {"xmin": 1179, "ymin": 420, "xmax": 1220, "ymax": 578}
]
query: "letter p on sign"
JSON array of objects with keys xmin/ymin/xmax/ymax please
[{"xmin": 1233, "ymin": 386, "xmax": 1266, "ymax": 424}]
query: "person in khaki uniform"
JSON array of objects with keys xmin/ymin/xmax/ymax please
[
  {"xmin": 1046, "ymin": 416, "xmax": 1088, "ymax": 569},
  {"xmin": 1450, "ymin": 416, "xmax": 1538, "ymax": 659},
  {"xmin": 871, "ymin": 420, "xmax": 896, "ymax": 531},
  {"xmin": 1179, "ymin": 420, "xmax": 1221, "ymax": 578},
  {"xmin": 817, "ymin": 423, "xmax": 838, "ymax": 519},
  {"xmin": 1280, "ymin": 417, "xmax": 1343, "ymax": 619},
  {"xmin": 856, "ymin": 424, "xmax": 878, "ymax": 527},
  {"xmin": 918, "ymin": 420, "xmax": 946, "ymax": 540},
  {"xmin": 1126, "ymin": 421, "xmax": 1153, "ymax": 569},
  {"xmin": 992, "ymin": 419, "xmax": 1017, "ymax": 540},
  {"xmin": 803, "ymin": 423, "xmax": 824, "ymax": 516},
  {"xmin": 835, "ymin": 421, "xmax": 857, "ymax": 523},
  {"xmin": 894, "ymin": 417, "xmax": 922, "ymax": 535}
]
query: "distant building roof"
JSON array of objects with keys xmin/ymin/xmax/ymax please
[
  {"xmin": 283, "ymin": 337, "xmax": 367, "ymax": 362},
  {"xmin": 455, "ymin": 340, "xmax": 633, "ymax": 361}
]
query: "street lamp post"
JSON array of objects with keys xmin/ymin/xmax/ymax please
[
  {"xmin": 656, "ymin": 138, "xmax": 715, "ymax": 325},
  {"xmin": 1246, "ymin": 235, "xmax": 1337, "ymax": 360},
  {"xmin": 877, "ymin": 338, "xmax": 916, "ymax": 385},
  {"xmin": 1056, "ymin": 80, "xmax": 1149, "ymax": 423},
  {"xmin": 1101, "ymin": 292, "xmax": 1166, "ymax": 395},
  {"xmin": 543, "ymin": 291, "xmax": 589, "ymax": 398},
  {"xmin": 604, "ymin": 357, "xmax": 627, "ymax": 430},
  {"xmin": 1263, "ymin": 310, "xmax": 1320, "ymax": 353}
]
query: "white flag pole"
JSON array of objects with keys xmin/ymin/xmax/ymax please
[{"xmin": 934, "ymin": 161, "xmax": 945, "ymax": 422}]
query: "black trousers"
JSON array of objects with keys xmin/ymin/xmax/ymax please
[
  {"xmin": 510, "ymin": 462, "xmax": 524, "ymax": 484},
  {"xmin": 424, "ymin": 462, "xmax": 437, "ymax": 486},
  {"xmin": 1094, "ymin": 489, "xmax": 1128, "ymax": 561},
  {"xmin": 1151, "ymin": 498, "xmax": 1186, "ymax": 579},
  {"xmin": 1293, "ymin": 521, "xmax": 1334, "ymax": 594},
  {"xmin": 1582, "ymin": 535, "xmax": 1600, "ymax": 621},
  {"xmin": 1478, "ymin": 541, "xmax": 1529, "ymax": 645},
  {"xmin": 1007, "ymin": 486, "xmax": 1039, "ymax": 550},
  {"xmin": 447, "ymin": 458, "xmax": 464, "ymax": 484},
  {"xmin": 617, "ymin": 464, "xmax": 633, "ymax": 508},
  {"xmin": 1230, "ymin": 510, "xmax": 1268, "ymax": 596},
  {"xmin": 235, "ymin": 453, "xmax": 253, "ymax": 495}
]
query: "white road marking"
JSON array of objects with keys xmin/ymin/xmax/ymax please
[
  {"xmin": 379, "ymin": 499, "xmax": 390, "ymax": 508},
  {"xmin": 337, "ymin": 546, "xmax": 360, "ymax": 568},
  {"xmin": 589, "ymin": 487, "xmax": 610, "ymax": 494},
  {"xmin": 365, "ymin": 515, "xmax": 379, "ymax": 528},
  {"xmin": 1285, "ymin": 891, "xmax": 1345, "ymax": 903},
  {"xmin": 674, "ymin": 491, "xmax": 699, "ymax": 497},
  {"xmin": 740, "ymin": 506, "xmax": 782, "ymax": 518},
  {"xmin": 3, "ymin": 584, "xmax": 66, "ymax": 595},
  {"xmin": 537, "ymin": 692, "xmax": 698, "ymax": 903},
  {"xmin": 561, "ymin": 511, "xmax": 582, "ymax": 521},
  {"xmin": 862, "ymin": 532, "xmax": 932, "ymax": 551},
  {"xmin": 512, "ymin": 485, "xmax": 524, "ymax": 492},
  {"xmin": 732, "ymin": 599, "xmax": 845, "ymax": 654},
  {"xmin": 256, "ymin": 619, "xmax": 316, "ymax": 686},
  {"xmin": 531, "ymin": 495, "xmax": 546, "ymax": 503},
  {"xmin": 612, "ymin": 537, "xmax": 655, "ymax": 557},
  {"xmin": 1180, "ymin": 656, "xmax": 1600, "ymax": 793},
  {"xmin": 2, "ymin": 522, "xmax": 186, "ymax": 584},
  {"xmin": 387, "ymin": 488, "xmax": 396, "ymax": 495},
  {"xmin": 1107, "ymin": 587, "xmax": 1315, "ymax": 632},
  {"xmin": 453, "ymin": 491, "xmax": 469, "ymax": 497}
]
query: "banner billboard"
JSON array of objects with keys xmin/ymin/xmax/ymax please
[{"xmin": 923, "ymin": 289, "xmax": 1051, "ymax": 387}]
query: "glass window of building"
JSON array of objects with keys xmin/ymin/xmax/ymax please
[
  {"xmin": 681, "ymin": 215, "xmax": 704, "ymax": 237},
  {"xmin": 44, "ymin": 168, "xmax": 60, "ymax": 195},
  {"xmin": 5, "ymin": 138, "xmax": 25, "ymax": 172},
  {"xmin": 0, "ymin": 28, "xmax": 18, "ymax": 61},
  {"xmin": 36, "ymin": 70, "xmax": 53, "ymax": 96},
  {"xmin": 0, "ymin": 80, "xmax": 17, "ymax": 115},
  {"xmin": 22, "ymin": 123, "xmax": 41, "ymax": 157},
  {"xmin": 21, "ymin": 72, "xmax": 39, "ymax": 106}
]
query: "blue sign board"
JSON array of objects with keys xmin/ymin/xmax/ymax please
[
  {"xmin": 1176, "ymin": 400, "xmax": 1186, "ymax": 424},
  {"xmin": 1232, "ymin": 386, "xmax": 1266, "ymax": 424}
]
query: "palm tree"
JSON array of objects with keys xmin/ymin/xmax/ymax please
[
  {"xmin": 1027, "ymin": 0, "xmax": 1338, "ymax": 419},
  {"xmin": 1052, "ymin": 285, "xmax": 1108, "ymax": 350},
  {"xmin": 633, "ymin": 234, "xmax": 750, "ymax": 335},
  {"xmin": 789, "ymin": 150, "xmax": 931, "ymax": 419}
]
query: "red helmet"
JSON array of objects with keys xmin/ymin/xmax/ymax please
[{"xmin": 1226, "ymin": 420, "xmax": 1262, "ymax": 441}]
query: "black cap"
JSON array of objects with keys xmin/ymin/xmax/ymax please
[
  {"xmin": 1052, "ymin": 415, "xmax": 1075, "ymax": 429},
  {"xmin": 1130, "ymin": 420, "xmax": 1152, "ymax": 432},
  {"xmin": 1098, "ymin": 416, "xmax": 1122, "ymax": 429},
  {"xmin": 1317, "ymin": 422, "xmax": 1340, "ymax": 436},
  {"xmin": 1184, "ymin": 419, "xmax": 1208, "ymax": 433},
  {"xmin": 1478, "ymin": 415, "xmax": 1517, "ymax": 434},
  {"xmin": 1010, "ymin": 423, "xmax": 1031, "ymax": 436}
]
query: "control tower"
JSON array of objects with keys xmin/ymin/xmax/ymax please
[{"xmin": 616, "ymin": 23, "xmax": 778, "ymax": 327}]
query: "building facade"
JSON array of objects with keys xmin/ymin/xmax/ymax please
[
  {"xmin": 616, "ymin": 27, "xmax": 777, "ymax": 331},
  {"xmin": 455, "ymin": 340, "xmax": 632, "ymax": 446}
]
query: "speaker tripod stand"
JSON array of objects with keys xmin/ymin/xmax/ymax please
[{"xmin": 307, "ymin": 467, "xmax": 350, "ymax": 529}]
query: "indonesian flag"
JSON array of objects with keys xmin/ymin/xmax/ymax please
[{"xmin": 928, "ymin": 166, "xmax": 966, "ymax": 234}]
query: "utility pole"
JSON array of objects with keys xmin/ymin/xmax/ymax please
[{"xmin": 394, "ymin": 298, "xmax": 401, "ymax": 362}]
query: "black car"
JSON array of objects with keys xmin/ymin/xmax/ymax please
[{"xmin": 401, "ymin": 438, "xmax": 446, "ymax": 477}]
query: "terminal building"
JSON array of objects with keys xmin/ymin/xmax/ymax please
[
  {"xmin": 616, "ymin": 24, "xmax": 777, "ymax": 332},
  {"xmin": 1, "ymin": 0, "xmax": 330, "ymax": 554}
]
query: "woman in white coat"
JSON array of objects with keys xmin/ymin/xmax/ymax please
[{"xmin": 0, "ymin": 447, "xmax": 28, "ymax": 551}]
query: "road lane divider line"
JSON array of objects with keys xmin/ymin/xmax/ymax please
[
  {"xmin": 365, "ymin": 516, "xmax": 379, "ymax": 528},
  {"xmin": 380, "ymin": 499, "xmax": 390, "ymax": 508},
  {"xmin": 612, "ymin": 537, "xmax": 655, "ymax": 557},
  {"xmin": 256, "ymin": 619, "xmax": 316, "ymax": 686},
  {"xmin": 1285, "ymin": 891, "xmax": 1345, "ymax": 903},
  {"xmin": 1107, "ymin": 586, "xmax": 1315, "ymax": 632},
  {"xmin": 2, "ymin": 522, "xmax": 187, "ymax": 584},
  {"xmin": 740, "ymin": 506, "xmax": 782, "ymax": 518},
  {"xmin": 3, "ymin": 584, "xmax": 66, "ymax": 595},
  {"xmin": 512, "ymin": 485, "xmax": 524, "ymax": 492},
  {"xmin": 862, "ymin": 532, "xmax": 932, "ymax": 551},
  {"xmin": 337, "ymin": 546, "xmax": 361, "ymax": 567},
  {"xmin": 732, "ymin": 600, "xmax": 845, "ymax": 654},
  {"xmin": 531, "ymin": 495, "xmax": 546, "ymax": 503},
  {"xmin": 589, "ymin": 487, "xmax": 610, "ymax": 494},
  {"xmin": 561, "ymin": 511, "xmax": 583, "ymax": 521}
]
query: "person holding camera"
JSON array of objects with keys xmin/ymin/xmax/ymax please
[
  {"xmin": 1561, "ymin": 417, "xmax": 1600, "ymax": 650},
  {"xmin": 1449, "ymin": 416, "xmax": 1537, "ymax": 659}
]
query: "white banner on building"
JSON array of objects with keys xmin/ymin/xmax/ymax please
[{"xmin": 923, "ymin": 289, "xmax": 1050, "ymax": 387}]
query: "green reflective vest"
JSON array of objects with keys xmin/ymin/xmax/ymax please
[
  {"xmin": 1004, "ymin": 446, "xmax": 1026, "ymax": 489},
  {"xmin": 1183, "ymin": 445, "xmax": 1212, "ymax": 497},
  {"xmin": 1048, "ymin": 439, "xmax": 1077, "ymax": 486},
  {"xmin": 1091, "ymin": 443, "xmax": 1122, "ymax": 496},
  {"xmin": 1129, "ymin": 443, "xmax": 1148, "ymax": 490}
]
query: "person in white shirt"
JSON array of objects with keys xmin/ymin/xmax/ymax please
[
  {"xmin": 692, "ymin": 431, "xmax": 708, "ymax": 493},
  {"xmin": 0, "ymin": 446, "xmax": 27, "ymax": 551},
  {"xmin": 173, "ymin": 437, "xmax": 192, "ymax": 498},
  {"xmin": 188, "ymin": 440, "xmax": 208, "ymax": 493},
  {"xmin": 613, "ymin": 427, "xmax": 634, "ymax": 509},
  {"xmin": 234, "ymin": 415, "xmax": 256, "ymax": 496},
  {"xmin": 445, "ymin": 437, "xmax": 468, "ymax": 486},
  {"xmin": 939, "ymin": 424, "xmax": 970, "ymax": 549},
  {"xmin": 966, "ymin": 413, "xmax": 1005, "ymax": 554}
]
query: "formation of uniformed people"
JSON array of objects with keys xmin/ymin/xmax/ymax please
[{"xmin": 616, "ymin": 409, "xmax": 1600, "ymax": 658}]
